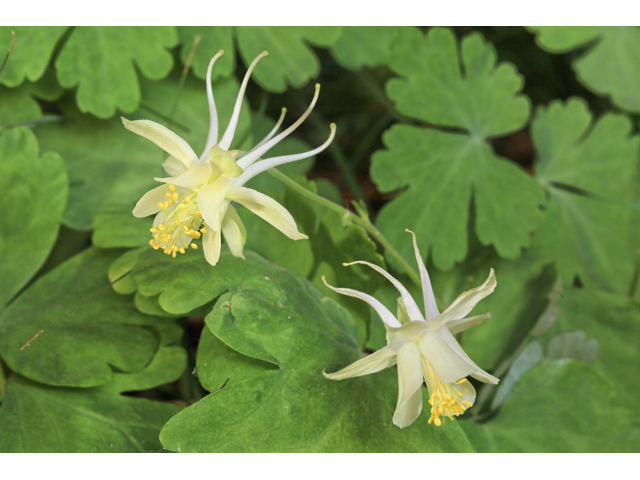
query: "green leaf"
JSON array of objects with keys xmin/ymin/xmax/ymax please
[
  {"xmin": 546, "ymin": 287, "xmax": 640, "ymax": 399},
  {"xmin": 235, "ymin": 27, "xmax": 342, "ymax": 92},
  {"xmin": 0, "ymin": 248, "xmax": 164, "ymax": 387},
  {"xmin": 547, "ymin": 330, "xmax": 599, "ymax": 364},
  {"xmin": 528, "ymin": 26, "xmax": 640, "ymax": 113},
  {"xmin": 100, "ymin": 321, "xmax": 187, "ymax": 394},
  {"xmin": 330, "ymin": 26, "xmax": 403, "ymax": 70},
  {"xmin": 239, "ymin": 177, "xmax": 386, "ymax": 345},
  {"xmin": 532, "ymin": 98, "xmax": 640, "ymax": 293},
  {"xmin": 34, "ymin": 100, "xmax": 162, "ymax": 230},
  {"xmin": 177, "ymin": 27, "xmax": 341, "ymax": 92},
  {"xmin": 55, "ymin": 26, "xmax": 178, "ymax": 118},
  {"xmin": 372, "ymin": 27, "xmax": 543, "ymax": 270},
  {"xmin": 461, "ymin": 360, "xmax": 640, "ymax": 452},
  {"xmin": 108, "ymin": 247, "xmax": 145, "ymax": 295},
  {"xmin": 132, "ymin": 249, "xmax": 277, "ymax": 315},
  {"xmin": 176, "ymin": 27, "xmax": 235, "ymax": 81},
  {"xmin": 160, "ymin": 269, "xmax": 473, "ymax": 452},
  {"xmin": 93, "ymin": 205, "xmax": 151, "ymax": 249},
  {"xmin": 0, "ymin": 85, "xmax": 42, "ymax": 125},
  {"xmin": 489, "ymin": 341, "xmax": 544, "ymax": 411},
  {"xmin": 0, "ymin": 27, "xmax": 68, "ymax": 87},
  {"xmin": 0, "ymin": 127, "xmax": 67, "ymax": 309},
  {"xmin": 0, "ymin": 375, "xmax": 180, "ymax": 452},
  {"xmin": 196, "ymin": 327, "xmax": 276, "ymax": 392}
]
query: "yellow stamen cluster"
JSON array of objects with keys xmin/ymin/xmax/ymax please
[
  {"xmin": 148, "ymin": 184, "xmax": 206, "ymax": 258},
  {"xmin": 420, "ymin": 357, "xmax": 472, "ymax": 426},
  {"xmin": 427, "ymin": 378, "xmax": 471, "ymax": 426}
]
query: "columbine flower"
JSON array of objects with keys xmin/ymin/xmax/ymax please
[
  {"xmin": 322, "ymin": 230, "xmax": 499, "ymax": 428},
  {"xmin": 122, "ymin": 50, "xmax": 335, "ymax": 266}
]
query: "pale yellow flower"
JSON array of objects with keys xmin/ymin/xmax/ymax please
[
  {"xmin": 323, "ymin": 230, "xmax": 498, "ymax": 428},
  {"xmin": 122, "ymin": 50, "xmax": 335, "ymax": 265}
]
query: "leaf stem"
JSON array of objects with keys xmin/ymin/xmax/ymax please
[{"xmin": 268, "ymin": 168, "xmax": 421, "ymax": 287}]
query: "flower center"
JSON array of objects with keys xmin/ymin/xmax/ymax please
[
  {"xmin": 148, "ymin": 184, "xmax": 207, "ymax": 257},
  {"xmin": 421, "ymin": 357, "xmax": 473, "ymax": 426}
]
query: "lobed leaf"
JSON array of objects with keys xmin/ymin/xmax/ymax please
[
  {"xmin": 461, "ymin": 359, "xmax": 640, "ymax": 452},
  {"xmin": 0, "ymin": 375, "xmax": 180, "ymax": 452},
  {"xmin": 235, "ymin": 27, "xmax": 342, "ymax": 93},
  {"xmin": 0, "ymin": 127, "xmax": 67, "ymax": 309},
  {"xmin": 372, "ymin": 27, "xmax": 543, "ymax": 269},
  {"xmin": 160, "ymin": 268, "xmax": 473, "ymax": 452},
  {"xmin": 0, "ymin": 248, "xmax": 167, "ymax": 387},
  {"xmin": 529, "ymin": 26, "xmax": 640, "ymax": 113},
  {"xmin": 532, "ymin": 98, "xmax": 640, "ymax": 293},
  {"xmin": 176, "ymin": 27, "xmax": 341, "ymax": 93},
  {"xmin": 55, "ymin": 26, "xmax": 178, "ymax": 118},
  {"xmin": 330, "ymin": 26, "xmax": 403, "ymax": 70},
  {"xmin": 0, "ymin": 27, "xmax": 68, "ymax": 88}
]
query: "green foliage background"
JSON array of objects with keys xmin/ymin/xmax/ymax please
[{"xmin": 0, "ymin": 26, "xmax": 638, "ymax": 452}]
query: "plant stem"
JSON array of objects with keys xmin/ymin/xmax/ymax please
[
  {"xmin": 268, "ymin": 168, "xmax": 421, "ymax": 287},
  {"xmin": 169, "ymin": 34, "xmax": 201, "ymax": 124}
]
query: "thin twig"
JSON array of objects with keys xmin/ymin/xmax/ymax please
[
  {"xmin": 0, "ymin": 30, "xmax": 16, "ymax": 81},
  {"xmin": 21, "ymin": 330, "xmax": 44, "ymax": 351}
]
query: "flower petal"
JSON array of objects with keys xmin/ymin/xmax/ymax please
[
  {"xmin": 197, "ymin": 176, "xmax": 235, "ymax": 231},
  {"xmin": 237, "ymin": 84, "xmax": 321, "ymax": 170},
  {"xmin": 323, "ymin": 346, "xmax": 397, "ymax": 380},
  {"xmin": 446, "ymin": 312, "xmax": 491, "ymax": 335},
  {"xmin": 343, "ymin": 261, "xmax": 425, "ymax": 322},
  {"xmin": 248, "ymin": 107, "xmax": 287, "ymax": 153},
  {"xmin": 386, "ymin": 320, "xmax": 429, "ymax": 352},
  {"xmin": 155, "ymin": 160, "xmax": 212, "ymax": 188},
  {"xmin": 121, "ymin": 118, "xmax": 198, "ymax": 170},
  {"xmin": 322, "ymin": 276, "xmax": 402, "ymax": 328},
  {"xmin": 406, "ymin": 229, "xmax": 439, "ymax": 321},
  {"xmin": 162, "ymin": 156, "xmax": 188, "ymax": 176},
  {"xmin": 234, "ymin": 123, "xmax": 336, "ymax": 187},
  {"xmin": 418, "ymin": 327, "xmax": 477, "ymax": 384},
  {"xmin": 393, "ymin": 342, "xmax": 424, "ymax": 428},
  {"xmin": 221, "ymin": 205, "xmax": 246, "ymax": 259},
  {"xmin": 202, "ymin": 228, "xmax": 222, "ymax": 266},
  {"xmin": 226, "ymin": 186, "xmax": 307, "ymax": 240},
  {"xmin": 430, "ymin": 269, "xmax": 496, "ymax": 331},
  {"xmin": 436, "ymin": 327, "xmax": 499, "ymax": 385},
  {"xmin": 132, "ymin": 184, "xmax": 172, "ymax": 218},
  {"xmin": 209, "ymin": 146, "xmax": 243, "ymax": 178},
  {"xmin": 450, "ymin": 377, "xmax": 476, "ymax": 410},
  {"xmin": 217, "ymin": 52, "xmax": 268, "ymax": 151},
  {"xmin": 198, "ymin": 50, "xmax": 224, "ymax": 162},
  {"xmin": 153, "ymin": 210, "xmax": 166, "ymax": 228}
]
